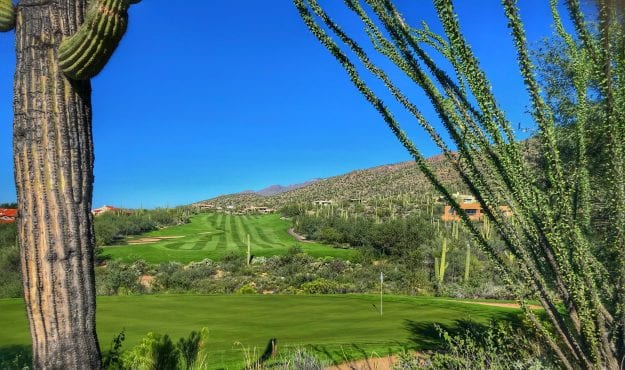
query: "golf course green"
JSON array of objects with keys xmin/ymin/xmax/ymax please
[
  {"xmin": 103, "ymin": 213, "xmax": 356, "ymax": 264},
  {"xmin": 0, "ymin": 294, "xmax": 520, "ymax": 369}
]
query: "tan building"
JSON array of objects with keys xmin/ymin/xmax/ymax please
[{"xmin": 441, "ymin": 202, "xmax": 511, "ymax": 222}]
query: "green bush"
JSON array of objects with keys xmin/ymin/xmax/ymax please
[
  {"xmin": 0, "ymin": 223, "xmax": 21, "ymax": 298},
  {"xmin": 177, "ymin": 331, "xmax": 201, "ymax": 370},
  {"xmin": 121, "ymin": 333, "xmax": 178, "ymax": 370},
  {"xmin": 417, "ymin": 321, "xmax": 555, "ymax": 369},
  {"xmin": 236, "ymin": 283, "xmax": 257, "ymax": 295},
  {"xmin": 96, "ymin": 260, "xmax": 143, "ymax": 296},
  {"xmin": 301, "ymin": 278, "xmax": 348, "ymax": 294}
]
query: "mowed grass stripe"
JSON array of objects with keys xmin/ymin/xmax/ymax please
[
  {"xmin": 103, "ymin": 214, "xmax": 358, "ymax": 263},
  {"xmin": 240, "ymin": 216, "xmax": 275, "ymax": 249},
  {"xmin": 236, "ymin": 216, "xmax": 274, "ymax": 249},
  {"xmin": 216, "ymin": 230, "xmax": 228, "ymax": 250},
  {"xmin": 229, "ymin": 215, "xmax": 245, "ymax": 249},
  {"xmin": 254, "ymin": 225, "xmax": 278, "ymax": 246},
  {"xmin": 207, "ymin": 213, "xmax": 219, "ymax": 228},
  {"xmin": 217, "ymin": 213, "xmax": 226, "ymax": 230},
  {"xmin": 224, "ymin": 215, "xmax": 238, "ymax": 250}
]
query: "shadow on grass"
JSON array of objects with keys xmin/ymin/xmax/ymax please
[
  {"xmin": 0, "ymin": 345, "xmax": 31, "ymax": 370},
  {"xmin": 404, "ymin": 311, "xmax": 525, "ymax": 351}
]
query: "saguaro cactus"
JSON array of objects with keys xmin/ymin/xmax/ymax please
[
  {"xmin": 6, "ymin": 0, "xmax": 139, "ymax": 367},
  {"xmin": 464, "ymin": 243, "xmax": 471, "ymax": 282},
  {"xmin": 434, "ymin": 238, "xmax": 448, "ymax": 284},
  {"xmin": 0, "ymin": 0, "xmax": 14, "ymax": 32},
  {"xmin": 58, "ymin": 0, "xmax": 139, "ymax": 80}
]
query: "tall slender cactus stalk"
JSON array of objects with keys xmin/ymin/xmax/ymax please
[
  {"xmin": 464, "ymin": 242, "xmax": 471, "ymax": 283},
  {"xmin": 294, "ymin": 0, "xmax": 625, "ymax": 367},
  {"xmin": 4, "ymin": 0, "xmax": 140, "ymax": 367}
]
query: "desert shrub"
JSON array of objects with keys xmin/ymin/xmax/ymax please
[
  {"xmin": 220, "ymin": 251, "xmax": 245, "ymax": 273},
  {"xmin": 0, "ymin": 224, "xmax": 20, "ymax": 299},
  {"xmin": 315, "ymin": 258, "xmax": 350, "ymax": 280},
  {"xmin": 416, "ymin": 321, "xmax": 554, "ymax": 370},
  {"xmin": 313, "ymin": 227, "xmax": 342, "ymax": 244},
  {"xmin": 152, "ymin": 335, "xmax": 179, "ymax": 370},
  {"xmin": 95, "ymin": 218, "xmax": 120, "ymax": 247},
  {"xmin": 177, "ymin": 331, "xmax": 201, "ymax": 370},
  {"xmin": 0, "ymin": 247, "xmax": 21, "ymax": 298},
  {"xmin": 102, "ymin": 330, "xmax": 126, "ymax": 370},
  {"xmin": 96, "ymin": 260, "xmax": 143, "ymax": 296},
  {"xmin": 237, "ymin": 283, "xmax": 257, "ymax": 294},
  {"xmin": 0, "ymin": 346, "xmax": 31, "ymax": 370},
  {"xmin": 122, "ymin": 333, "xmax": 179, "ymax": 370},
  {"xmin": 280, "ymin": 348, "xmax": 326, "ymax": 370},
  {"xmin": 301, "ymin": 278, "xmax": 349, "ymax": 294},
  {"xmin": 0, "ymin": 222, "xmax": 17, "ymax": 247},
  {"xmin": 122, "ymin": 332, "xmax": 161, "ymax": 370},
  {"xmin": 280, "ymin": 204, "xmax": 303, "ymax": 218}
]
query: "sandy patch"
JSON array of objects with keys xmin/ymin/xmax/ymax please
[
  {"xmin": 127, "ymin": 236, "xmax": 184, "ymax": 245},
  {"xmin": 128, "ymin": 238, "xmax": 162, "ymax": 244},
  {"xmin": 139, "ymin": 275, "xmax": 155, "ymax": 288},
  {"xmin": 288, "ymin": 228, "xmax": 312, "ymax": 243},
  {"xmin": 456, "ymin": 301, "xmax": 542, "ymax": 310},
  {"xmin": 325, "ymin": 356, "xmax": 398, "ymax": 370}
]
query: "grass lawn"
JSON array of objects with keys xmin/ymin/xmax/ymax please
[
  {"xmin": 0, "ymin": 294, "xmax": 521, "ymax": 369},
  {"xmin": 102, "ymin": 213, "xmax": 356, "ymax": 264}
]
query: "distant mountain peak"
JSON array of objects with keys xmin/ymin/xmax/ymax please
[{"xmin": 255, "ymin": 179, "xmax": 321, "ymax": 196}]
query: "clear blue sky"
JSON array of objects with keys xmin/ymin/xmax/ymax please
[{"xmin": 0, "ymin": 1, "xmax": 564, "ymax": 208}]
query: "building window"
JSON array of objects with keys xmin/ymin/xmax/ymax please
[{"xmin": 466, "ymin": 209, "xmax": 478, "ymax": 215}]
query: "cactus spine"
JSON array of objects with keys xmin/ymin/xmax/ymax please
[
  {"xmin": 0, "ymin": 0, "xmax": 14, "ymax": 32},
  {"xmin": 58, "ymin": 0, "xmax": 140, "ymax": 80}
]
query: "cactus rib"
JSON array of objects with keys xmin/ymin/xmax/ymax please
[
  {"xmin": 0, "ymin": 0, "xmax": 15, "ymax": 33},
  {"xmin": 58, "ymin": 0, "xmax": 139, "ymax": 80}
]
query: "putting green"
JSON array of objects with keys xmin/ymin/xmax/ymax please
[
  {"xmin": 103, "ymin": 213, "xmax": 356, "ymax": 264},
  {"xmin": 0, "ymin": 294, "xmax": 521, "ymax": 369}
]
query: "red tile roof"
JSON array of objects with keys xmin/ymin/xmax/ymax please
[{"xmin": 0, "ymin": 209, "xmax": 17, "ymax": 217}]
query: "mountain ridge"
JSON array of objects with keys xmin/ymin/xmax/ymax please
[{"xmin": 192, "ymin": 153, "xmax": 465, "ymax": 209}]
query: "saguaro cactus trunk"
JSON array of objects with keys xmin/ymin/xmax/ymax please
[{"xmin": 13, "ymin": 1, "xmax": 99, "ymax": 368}]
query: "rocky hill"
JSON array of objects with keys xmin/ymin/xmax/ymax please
[{"xmin": 193, "ymin": 153, "xmax": 465, "ymax": 210}]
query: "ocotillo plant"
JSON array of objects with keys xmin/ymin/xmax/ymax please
[
  {"xmin": 3, "ymin": 0, "xmax": 140, "ymax": 368},
  {"xmin": 295, "ymin": 0, "xmax": 625, "ymax": 367}
]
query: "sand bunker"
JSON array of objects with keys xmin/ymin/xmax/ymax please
[
  {"xmin": 456, "ymin": 301, "xmax": 542, "ymax": 310},
  {"xmin": 127, "ymin": 236, "xmax": 184, "ymax": 245}
]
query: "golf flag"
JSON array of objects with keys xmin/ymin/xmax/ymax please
[{"xmin": 380, "ymin": 272, "xmax": 384, "ymax": 283}]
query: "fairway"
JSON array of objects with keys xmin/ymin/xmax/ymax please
[
  {"xmin": 0, "ymin": 295, "xmax": 519, "ymax": 369},
  {"xmin": 103, "ymin": 213, "xmax": 356, "ymax": 263}
]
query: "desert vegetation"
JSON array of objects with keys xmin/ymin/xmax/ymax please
[
  {"xmin": 1, "ymin": 0, "xmax": 624, "ymax": 368},
  {"xmin": 294, "ymin": 0, "xmax": 625, "ymax": 367}
]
